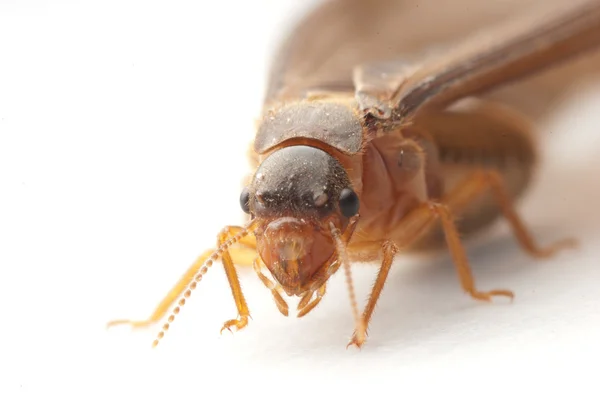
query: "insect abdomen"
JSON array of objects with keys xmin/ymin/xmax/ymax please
[{"xmin": 409, "ymin": 102, "xmax": 538, "ymax": 250}]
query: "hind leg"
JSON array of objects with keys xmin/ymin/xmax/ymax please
[{"xmin": 444, "ymin": 170, "xmax": 576, "ymax": 258}]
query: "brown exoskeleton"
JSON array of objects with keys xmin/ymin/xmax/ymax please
[{"xmin": 108, "ymin": 0, "xmax": 600, "ymax": 348}]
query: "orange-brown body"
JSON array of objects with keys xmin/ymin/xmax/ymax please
[
  {"xmin": 108, "ymin": 0, "xmax": 600, "ymax": 348},
  {"xmin": 354, "ymin": 101, "xmax": 536, "ymax": 258},
  {"xmin": 252, "ymin": 95, "xmax": 537, "ymax": 263}
]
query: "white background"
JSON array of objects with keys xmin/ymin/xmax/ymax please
[{"xmin": 1, "ymin": 1, "xmax": 600, "ymax": 400}]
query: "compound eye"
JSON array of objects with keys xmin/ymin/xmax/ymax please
[
  {"xmin": 339, "ymin": 188, "xmax": 359, "ymax": 217},
  {"xmin": 240, "ymin": 187, "xmax": 251, "ymax": 214}
]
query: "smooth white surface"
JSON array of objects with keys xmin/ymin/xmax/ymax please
[{"xmin": 1, "ymin": 1, "xmax": 600, "ymax": 400}]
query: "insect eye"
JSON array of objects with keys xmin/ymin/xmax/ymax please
[
  {"xmin": 240, "ymin": 187, "xmax": 251, "ymax": 214},
  {"xmin": 339, "ymin": 188, "xmax": 359, "ymax": 217}
]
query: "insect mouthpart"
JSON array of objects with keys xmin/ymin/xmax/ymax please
[{"xmin": 256, "ymin": 217, "xmax": 336, "ymax": 294}]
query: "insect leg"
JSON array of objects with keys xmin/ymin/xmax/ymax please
[
  {"xmin": 445, "ymin": 170, "xmax": 576, "ymax": 258},
  {"xmin": 347, "ymin": 196, "xmax": 516, "ymax": 348},
  {"xmin": 218, "ymin": 227, "xmax": 255, "ymax": 333},
  {"xmin": 432, "ymin": 202, "xmax": 515, "ymax": 302},
  {"xmin": 107, "ymin": 227, "xmax": 256, "ymax": 329},
  {"xmin": 252, "ymin": 258, "xmax": 289, "ymax": 316},
  {"xmin": 347, "ymin": 240, "xmax": 398, "ymax": 349}
]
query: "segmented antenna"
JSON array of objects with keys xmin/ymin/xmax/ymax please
[
  {"xmin": 330, "ymin": 222, "xmax": 365, "ymax": 344},
  {"xmin": 152, "ymin": 226, "xmax": 251, "ymax": 348}
]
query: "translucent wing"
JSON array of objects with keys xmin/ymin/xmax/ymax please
[
  {"xmin": 354, "ymin": 0, "xmax": 600, "ymax": 125},
  {"xmin": 264, "ymin": 0, "xmax": 532, "ymax": 106}
]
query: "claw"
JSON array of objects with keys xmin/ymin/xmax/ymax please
[
  {"xmin": 532, "ymin": 237, "xmax": 578, "ymax": 259},
  {"xmin": 219, "ymin": 316, "xmax": 249, "ymax": 334},
  {"xmin": 346, "ymin": 337, "xmax": 365, "ymax": 350},
  {"xmin": 346, "ymin": 329, "xmax": 367, "ymax": 350}
]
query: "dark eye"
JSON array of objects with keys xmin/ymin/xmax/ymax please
[
  {"xmin": 339, "ymin": 188, "xmax": 359, "ymax": 217},
  {"xmin": 240, "ymin": 187, "xmax": 250, "ymax": 214}
]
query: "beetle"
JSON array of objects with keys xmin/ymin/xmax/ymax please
[{"xmin": 108, "ymin": 0, "xmax": 600, "ymax": 348}]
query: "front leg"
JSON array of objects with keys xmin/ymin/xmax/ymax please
[
  {"xmin": 218, "ymin": 227, "xmax": 254, "ymax": 334},
  {"xmin": 347, "ymin": 241, "xmax": 398, "ymax": 349},
  {"xmin": 107, "ymin": 226, "xmax": 256, "ymax": 332},
  {"xmin": 145, "ymin": 225, "xmax": 256, "ymax": 347}
]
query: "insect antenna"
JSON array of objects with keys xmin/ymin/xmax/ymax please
[
  {"xmin": 152, "ymin": 223, "xmax": 255, "ymax": 348},
  {"xmin": 330, "ymin": 222, "xmax": 366, "ymax": 344}
]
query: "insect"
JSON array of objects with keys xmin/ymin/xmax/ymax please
[{"xmin": 108, "ymin": 0, "xmax": 600, "ymax": 348}]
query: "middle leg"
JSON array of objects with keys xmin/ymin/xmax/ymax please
[{"xmin": 348, "ymin": 198, "xmax": 515, "ymax": 348}]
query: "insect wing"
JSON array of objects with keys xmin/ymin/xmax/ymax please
[
  {"xmin": 264, "ymin": 0, "xmax": 528, "ymax": 106},
  {"xmin": 353, "ymin": 0, "xmax": 600, "ymax": 124}
]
